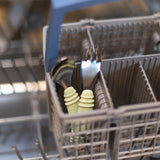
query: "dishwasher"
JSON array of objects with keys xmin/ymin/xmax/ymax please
[{"xmin": 2, "ymin": 0, "xmax": 160, "ymax": 159}]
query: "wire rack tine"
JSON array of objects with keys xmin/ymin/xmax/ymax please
[
  {"xmin": 34, "ymin": 139, "xmax": 47, "ymax": 160},
  {"xmin": 11, "ymin": 145, "xmax": 23, "ymax": 160}
]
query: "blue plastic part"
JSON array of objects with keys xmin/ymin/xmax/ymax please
[{"xmin": 45, "ymin": 0, "xmax": 122, "ymax": 72}]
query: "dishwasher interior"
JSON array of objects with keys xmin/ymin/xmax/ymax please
[{"xmin": 1, "ymin": 0, "xmax": 160, "ymax": 160}]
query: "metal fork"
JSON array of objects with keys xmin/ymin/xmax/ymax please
[{"xmin": 81, "ymin": 29, "xmax": 103, "ymax": 89}]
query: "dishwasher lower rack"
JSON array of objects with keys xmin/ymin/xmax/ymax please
[
  {"xmin": 46, "ymin": 54, "xmax": 160, "ymax": 160},
  {"xmin": 0, "ymin": 53, "xmax": 59, "ymax": 160}
]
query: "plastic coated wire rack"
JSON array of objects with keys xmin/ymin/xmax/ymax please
[
  {"xmin": 0, "ymin": 53, "xmax": 59, "ymax": 160},
  {"xmin": 44, "ymin": 13, "xmax": 160, "ymax": 160},
  {"xmin": 0, "ymin": 54, "xmax": 45, "ymax": 95}
]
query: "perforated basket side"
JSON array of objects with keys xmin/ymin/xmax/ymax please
[
  {"xmin": 100, "ymin": 54, "xmax": 160, "ymax": 160},
  {"xmin": 111, "ymin": 102, "xmax": 160, "ymax": 160},
  {"xmin": 57, "ymin": 13, "xmax": 160, "ymax": 63},
  {"xmin": 94, "ymin": 71, "xmax": 114, "ymax": 110},
  {"xmin": 141, "ymin": 55, "xmax": 160, "ymax": 101},
  {"xmin": 46, "ymin": 71, "xmax": 114, "ymax": 159},
  {"xmin": 46, "ymin": 73, "xmax": 64, "ymax": 157},
  {"xmin": 90, "ymin": 19, "xmax": 160, "ymax": 58},
  {"xmin": 101, "ymin": 60, "xmax": 156, "ymax": 108}
]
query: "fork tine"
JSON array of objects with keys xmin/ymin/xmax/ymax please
[
  {"xmin": 90, "ymin": 45, "xmax": 97, "ymax": 61},
  {"xmin": 95, "ymin": 46, "xmax": 99, "ymax": 62},
  {"xmin": 100, "ymin": 48, "xmax": 104, "ymax": 61},
  {"xmin": 89, "ymin": 46, "xmax": 92, "ymax": 57},
  {"xmin": 97, "ymin": 48, "xmax": 104, "ymax": 62}
]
